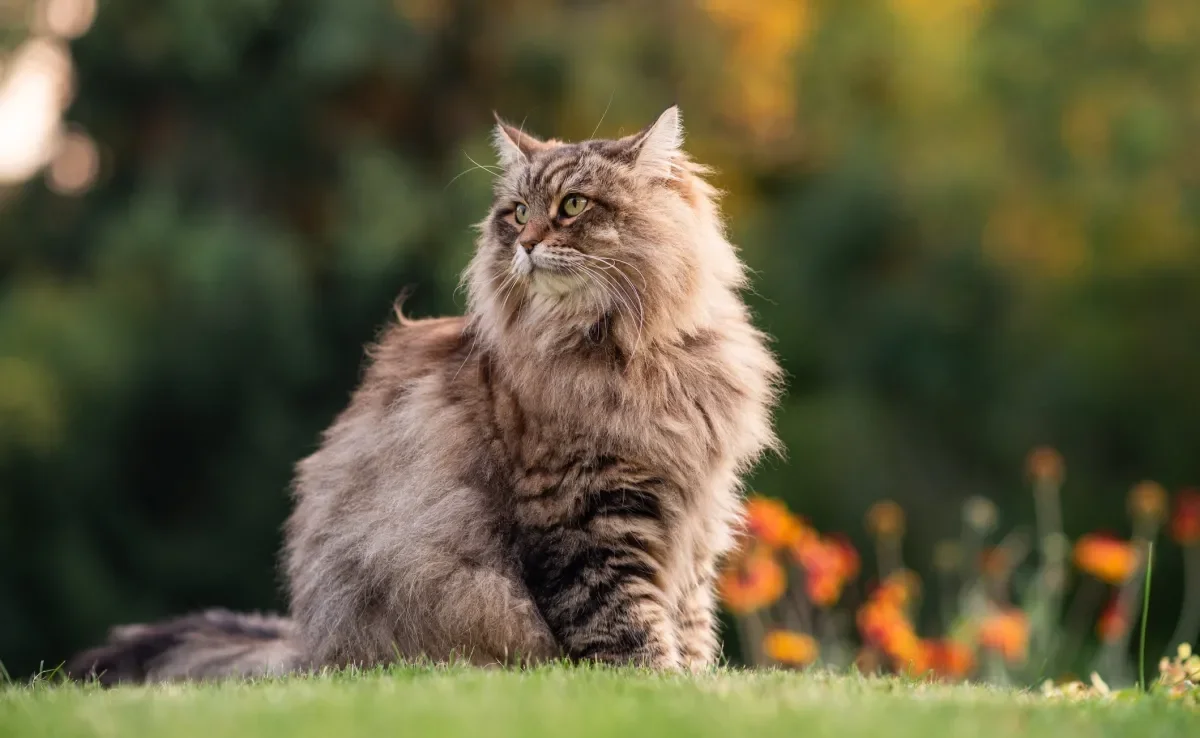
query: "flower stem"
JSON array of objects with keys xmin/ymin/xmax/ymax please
[
  {"xmin": 1166, "ymin": 545, "xmax": 1200, "ymax": 656},
  {"xmin": 1056, "ymin": 576, "xmax": 1103, "ymax": 672},
  {"xmin": 743, "ymin": 611, "xmax": 767, "ymax": 667},
  {"xmin": 1031, "ymin": 480, "xmax": 1066, "ymax": 657}
]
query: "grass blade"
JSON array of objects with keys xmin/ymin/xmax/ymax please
[{"xmin": 1139, "ymin": 541, "xmax": 1154, "ymax": 692}]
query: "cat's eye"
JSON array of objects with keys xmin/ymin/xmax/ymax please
[
  {"xmin": 560, "ymin": 194, "xmax": 588, "ymax": 218},
  {"xmin": 514, "ymin": 203, "xmax": 529, "ymax": 225}
]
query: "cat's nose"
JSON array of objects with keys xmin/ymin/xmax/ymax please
[{"xmin": 520, "ymin": 240, "xmax": 538, "ymax": 254}]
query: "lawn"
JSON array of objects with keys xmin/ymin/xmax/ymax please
[{"xmin": 1, "ymin": 667, "xmax": 1196, "ymax": 738}]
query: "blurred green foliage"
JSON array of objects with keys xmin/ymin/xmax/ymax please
[{"xmin": 2, "ymin": 0, "xmax": 1200, "ymax": 675}]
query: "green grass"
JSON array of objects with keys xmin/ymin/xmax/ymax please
[{"xmin": 1, "ymin": 667, "xmax": 1196, "ymax": 738}]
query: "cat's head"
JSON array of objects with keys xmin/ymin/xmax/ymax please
[{"xmin": 467, "ymin": 107, "xmax": 745, "ymax": 355}]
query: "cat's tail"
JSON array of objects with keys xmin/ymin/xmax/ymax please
[{"xmin": 66, "ymin": 609, "xmax": 306, "ymax": 685}]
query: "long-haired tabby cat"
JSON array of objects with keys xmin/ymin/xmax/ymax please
[{"xmin": 68, "ymin": 107, "xmax": 780, "ymax": 683}]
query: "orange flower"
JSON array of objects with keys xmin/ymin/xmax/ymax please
[
  {"xmin": 829, "ymin": 534, "xmax": 861, "ymax": 581},
  {"xmin": 1074, "ymin": 534, "xmax": 1139, "ymax": 584},
  {"xmin": 978, "ymin": 609, "xmax": 1029, "ymax": 664},
  {"xmin": 1026, "ymin": 446, "xmax": 1065, "ymax": 485},
  {"xmin": 928, "ymin": 639, "xmax": 976, "ymax": 680},
  {"xmin": 885, "ymin": 626, "xmax": 923, "ymax": 670},
  {"xmin": 743, "ymin": 496, "xmax": 810, "ymax": 549},
  {"xmin": 1171, "ymin": 489, "xmax": 1200, "ymax": 546},
  {"xmin": 1129, "ymin": 481, "xmax": 1168, "ymax": 524},
  {"xmin": 1096, "ymin": 597, "xmax": 1129, "ymax": 644},
  {"xmin": 763, "ymin": 630, "xmax": 818, "ymax": 667},
  {"xmin": 857, "ymin": 599, "xmax": 892, "ymax": 646},
  {"xmin": 857, "ymin": 591, "xmax": 922, "ymax": 669},
  {"xmin": 718, "ymin": 548, "xmax": 786, "ymax": 614},
  {"xmin": 874, "ymin": 569, "xmax": 921, "ymax": 608},
  {"xmin": 903, "ymin": 639, "xmax": 975, "ymax": 679},
  {"xmin": 793, "ymin": 535, "xmax": 860, "ymax": 607},
  {"xmin": 857, "ymin": 601, "xmax": 890, "ymax": 643},
  {"xmin": 866, "ymin": 500, "xmax": 906, "ymax": 539}
]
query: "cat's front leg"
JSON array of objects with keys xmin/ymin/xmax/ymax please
[
  {"xmin": 518, "ymin": 488, "xmax": 681, "ymax": 670},
  {"xmin": 674, "ymin": 571, "xmax": 720, "ymax": 671}
]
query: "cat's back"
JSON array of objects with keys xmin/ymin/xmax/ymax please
[
  {"xmin": 291, "ymin": 313, "xmax": 476, "ymax": 510},
  {"xmin": 361, "ymin": 314, "xmax": 470, "ymax": 406}
]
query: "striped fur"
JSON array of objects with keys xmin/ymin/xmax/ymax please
[
  {"xmin": 68, "ymin": 107, "xmax": 780, "ymax": 680},
  {"xmin": 66, "ymin": 610, "xmax": 302, "ymax": 684}
]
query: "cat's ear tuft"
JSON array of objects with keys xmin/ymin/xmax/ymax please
[
  {"xmin": 630, "ymin": 106, "xmax": 684, "ymax": 178},
  {"xmin": 492, "ymin": 114, "xmax": 548, "ymax": 168}
]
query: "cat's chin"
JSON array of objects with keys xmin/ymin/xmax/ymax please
[{"xmin": 524, "ymin": 269, "xmax": 585, "ymax": 297}]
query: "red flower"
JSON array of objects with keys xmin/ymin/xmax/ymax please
[
  {"xmin": 828, "ymin": 534, "xmax": 861, "ymax": 581},
  {"xmin": 857, "ymin": 573, "xmax": 923, "ymax": 671},
  {"xmin": 1096, "ymin": 597, "xmax": 1129, "ymax": 644},
  {"xmin": 928, "ymin": 639, "xmax": 976, "ymax": 680},
  {"xmin": 793, "ymin": 534, "xmax": 860, "ymax": 607},
  {"xmin": 1171, "ymin": 489, "xmax": 1200, "ymax": 546}
]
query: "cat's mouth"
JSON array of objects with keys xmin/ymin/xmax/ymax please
[{"xmin": 514, "ymin": 247, "xmax": 586, "ymax": 296}]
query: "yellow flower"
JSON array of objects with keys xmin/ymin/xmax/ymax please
[
  {"xmin": 1158, "ymin": 643, "xmax": 1200, "ymax": 698},
  {"xmin": 1073, "ymin": 534, "xmax": 1139, "ymax": 585},
  {"xmin": 763, "ymin": 630, "xmax": 818, "ymax": 667}
]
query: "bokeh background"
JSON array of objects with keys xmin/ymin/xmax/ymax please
[{"xmin": 3, "ymin": 0, "xmax": 1200, "ymax": 678}]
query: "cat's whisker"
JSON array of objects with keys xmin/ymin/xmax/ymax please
[
  {"xmin": 574, "ymin": 254, "xmax": 647, "ymax": 352},
  {"xmin": 602, "ymin": 268, "xmax": 646, "ymax": 360},
  {"xmin": 445, "ymin": 154, "xmax": 501, "ymax": 190},
  {"xmin": 497, "ymin": 265, "xmax": 526, "ymax": 320},
  {"xmin": 464, "ymin": 153, "xmax": 501, "ymax": 175},
  {"xmin": 567, "ymin": 264, "xmax": 630, "ymax": 334},
  {"xmin": 575, "ymin": 256, "xmax": 650, "ymax": 348},
  {"xmin": 572, "ymin": 261, "xmax": 645, "ymax": 359},
  {"xmin": 590, "ymin": 91, "xmax": 615, "ymax": 140},
  {"xmin": 456, "ymin": 268, "xmax": 520, "ymax": 381},
  {"xmin": 577, "ymin": 252, "xmax": 648, "ymax": 290}
]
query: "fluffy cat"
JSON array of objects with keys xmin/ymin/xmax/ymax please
[{"xmin": 68, "ymin": 107, "xmax": 780, "ymax": 683}]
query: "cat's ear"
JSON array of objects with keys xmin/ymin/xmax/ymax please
[
  {"xmin": 622, "ymin": 106, "xmax": 684, "ymax": 178},
  {"xmin": 492, "ymin": 114, "xmax": 549, "ymax": 168}
]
